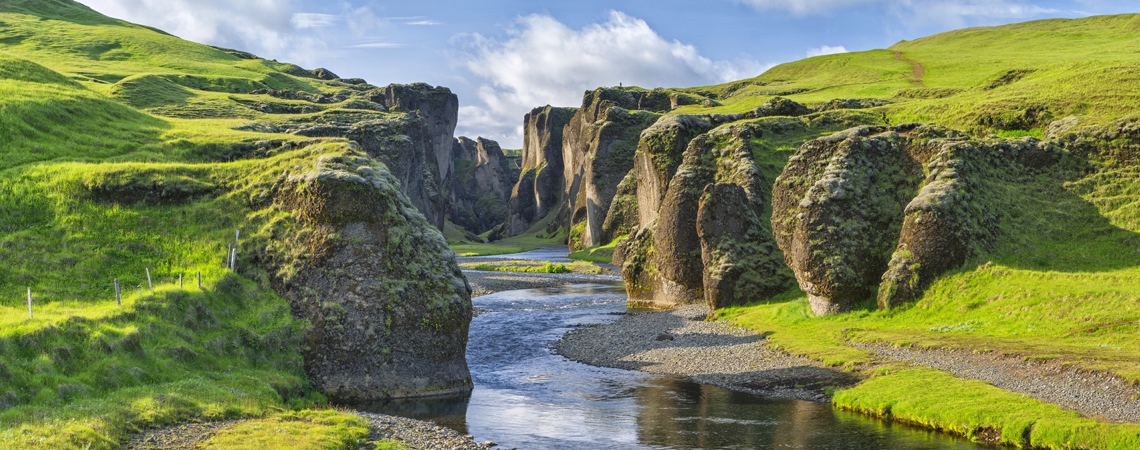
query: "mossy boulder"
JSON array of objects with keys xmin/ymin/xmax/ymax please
[
  {"xmin": 259, "ymin": 148, "xmax": 472, "ymax": 401},
  {"xmin": 622, "ymin": 121, "xmax": 795, "ymax": 309},
  {"xmin": 773, "ymin": 124, "xmax": 1072, "ymax": 315}
]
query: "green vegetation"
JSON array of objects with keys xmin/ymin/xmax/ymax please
[
  {"xmin": 569, "ymin": 237, "xmax": 622, "ymax": 264},
  {"xmin": 0, "ymin": 1, "xmax": 424, "ymax": 448},
  {"xmin": 687, "ymin": 14, "xmax": 1140, "ymax": 449},
  {"xmin": 201, "ymin": 410, "xmax": 382, "ymax": 450},
  {"xmin": 460, "ymin": 260, "xmax": 604, "ymax": 275}
]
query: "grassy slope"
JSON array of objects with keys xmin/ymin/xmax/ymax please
[
  {"xmin": 0, "ymin": 2, "xmax": 399, "ymax": 448},
  {"xmin": 680, "ymin": 14, "xmax": 1140, "ymax": 449}
]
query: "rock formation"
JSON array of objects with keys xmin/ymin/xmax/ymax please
[
  {"xmin": 772, "ymin": 124, "xmax": 1071, "ymax": 315},
  {"xmin": 502, "ymin": 106, "xmax": 576, "ymax": 236},
  {"xmin": 448, "ymin": 136, "xmax": 517, "ymax": 233},
  {"xmin": 561, "ymin": 87, "xmax": 667, "ymax": 250},
  {"xmin": 246, "ymin": 83, "xmax": 459, "ymax": 230},
  {"xmin": 259, "ymin": 147, "xmax": 472, "ymax": 401},
  {"xmin": 620, "ymin": 120, "xmax": 795, "ymax": 309}
]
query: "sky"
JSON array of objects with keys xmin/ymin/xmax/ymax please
[{"xmin": 76, "ymin": 0, "xmax": 1138, "ymax": 148}]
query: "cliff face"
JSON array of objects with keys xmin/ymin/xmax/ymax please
[
  {"xmin": 620, "ymin": 120, "xmax": 796, "ymax": 310},
  {"xmin": 503, "ymin": 106, "xmax": 576, "ymax": 236},
  {"xmin": 259, "ymin": 148, "xmax": 472, "ymax": 401},
  {"xmin": 772, "ymin": 124, "xmax": 1072, "ymax": 315},
  {"xmin": 561, "ymin": 87, "xmax": 667, "ymax": 250},
  {"xmin": 265, "ymin": 83, "xmax": 458, "ymax": 230},
  {"xmin": 449, "ymin": 136, "xmax": 516, "ymax": 233}
]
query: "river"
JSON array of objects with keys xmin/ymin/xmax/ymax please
[{"xmin": 369, "ymin": 273, "xmax": 984, "ymax": 449}]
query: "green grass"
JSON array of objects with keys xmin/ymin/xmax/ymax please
[
  {"xmin": 465, "ymin": 263, "xmax": 573, "ymax": 274},
  {"xmin": 201, "ymin": 410, "xmax": 382, "ymax": 450},
  {"xmin": 834, "ymin": 368, "xmax": 1140, "ymax": 449},
  {"xmin": 569, "ymin": 237, "xmax": 622, "ymax": 264}
]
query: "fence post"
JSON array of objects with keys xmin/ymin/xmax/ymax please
[
  {"xmin": 115, "ymin": 278, "xmax": 121, "ymax": 306},
  {"xmin": 197, "ymin": 271, "xmax": 202, "ymax": 289},
  {"xmin": 26, "ymin": 287, "xmax": 32, "ymax": 319},
  {"xmin": 145, "ymin": 267, "xmax": 153, "ymax": 292},
  {"xmin": 236, "ymin": 229, "xmax": 240, "ymax": 243},
  {"xmin": 179, "ymin": 274, "xmax": 183, "ymax": 289}
]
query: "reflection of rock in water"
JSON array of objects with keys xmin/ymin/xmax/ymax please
[
  {"xmin": 634, "ymin": 377, "xmax": 826, "ymax": 449},
  {"xmin": 354, "ymin": 395, "xmax": 471, "ymax": 435}
]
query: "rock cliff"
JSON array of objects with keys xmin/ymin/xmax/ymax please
[
  {"xmin": 772, "ymin": 124, "xmax": 1072, "ymax": 315},
  {"xmin": 448, "ymin": 136, "xmax": 517, "ymax": 233},
  {"xmin": 503, "ymin": 106, "xmax": 576, "ymax": 236},
  {"xmin": 620, "ymin": 120, "xmax": 796, "ymax": 309},
  {"xmin": 244, "ymin": 83, "xmax": 459, "ymax": 230},
  {"xmin": 257, "ymin": 147, "xmax": 473, "ymax": 401},
  {"xmin": 561, "ymin": 87, "xmax": 667, "ymax": 250}
]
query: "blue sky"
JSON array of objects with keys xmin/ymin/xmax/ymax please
[{"xmin": 77, "ymin": 0, "xmax": 1138, "ymax": 147}]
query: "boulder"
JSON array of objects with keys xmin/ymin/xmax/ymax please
[
  {"xmin": 261, "ymin": 148, "xmax": 472, "ymax": 401},
  {"xmin": 773, "ymin": 124, "xmax": 1065, "ymax": 315}
]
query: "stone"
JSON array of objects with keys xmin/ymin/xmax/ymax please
[
  {"xmin": 503, "ymin": 106, "xmax": 576, "ymax": 237},
  {"xmin": 448, "ymin": 136, "xmax": 516, "ymax": 234},
  {"xmin": 260, "ymin": 148, "xmax": 472, "ymax": 401}
]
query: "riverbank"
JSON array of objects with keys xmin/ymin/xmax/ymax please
[{"xmin": 554, "ymin": 304, "xmax": 859, "ymax": 402}]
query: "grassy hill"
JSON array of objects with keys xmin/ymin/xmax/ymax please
[
  {"xmin": 0, "ymin": 1, "xmax": 405, "ymax": 447},
  {"xmin": 661, "ymin": 15, "xmax": 1140, "ymax": 449}
]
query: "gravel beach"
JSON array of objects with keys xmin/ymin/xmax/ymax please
[{"xmin": 554, "ymin": 303, "xmax": 859, "ymax": 402}]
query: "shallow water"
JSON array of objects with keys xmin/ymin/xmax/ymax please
[
  {"xmin": 367, "ymin": 284, "xmax": 984, "ymax": 449},
  {"xmin": 462, "ymin": 247, "xmax": 574, "ymax": 262}
]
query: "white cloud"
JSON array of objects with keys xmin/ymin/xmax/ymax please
[
  {"xmin": 75, "ymin": 0, "xmax": 385, "ymax": 66},
  {"xmin": 456, "ymin": 11, "xmax": 769, "ymax": 147},
  {"xmin": 291, "ymin": 13, "xmax": 337, "ymax": 29},
  {"xmin": 406, "ymin": 20, "xmax": 442, "ymax": 26},
  {"xmin": 351, "ymin": 42, "xmax": 404, "ymax": 49},
  {"xmin": 806, "ymin": 45, "xmax": 848, "ymax": 57},
  {"xmin": 738, "ymin": 0, "xmax": 1058, "ymax": 23}
]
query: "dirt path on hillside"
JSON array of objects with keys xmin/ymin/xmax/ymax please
[{"xmin": 894, "ymin": 51, "xmax": 926, "ymax": 87}]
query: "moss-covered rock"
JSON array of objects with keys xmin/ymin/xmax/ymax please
[
  {"xmin": 773, "ymin": 124, "xmax": 1075, "ymax": 315},
  {"xmin": 258, "ymin": 147, "xmax": 472, "ymax": 401},
  {"xmin": 561, "ymin": 88, "xmax": 662, "ymax": 249}
]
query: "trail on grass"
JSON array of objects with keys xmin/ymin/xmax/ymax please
[{"xmin": 894, "ymin": 51, "xmax": 926, "ymax": 87}]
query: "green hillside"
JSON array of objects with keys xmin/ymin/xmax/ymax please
[
  {"xmin": 0, "ymin": 1, "xmax": 400, "ymax": 447},
  {"xmin": 669, "ymin": 15, "xmax": 1140, "ymax": 449}
]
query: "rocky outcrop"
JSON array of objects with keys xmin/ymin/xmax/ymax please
[
  {"xmin": 561, "ymin": 87, "xmax": 669, "ymax": 250},
  {"xmin": 772, "ymin": 124, "xmax": 1070, "ymax": 315},
  {"xmin": 448, "ymin": 136, "xmax": 516, "ymax": 233},
  {"xmin": 634, "ymin": 114, "xmax": 745, "ymax": 227},
  {"xmin": 370, "ymin": 83, "xmax": 459, "ymax": 229},
  {"xmin": 503, "ymin": 106, "xmax": 576, "ymax": 236},
  {"xmin": 621, "ymin": 122, "xmax": 795, "ymax": 309},
  {"xmin": 243, "ymin": 83, "xmax": 459, "ymax": 230},
  {"xmin": 259, "ymin": 147, "xmax": 472, "ymax": 401}
]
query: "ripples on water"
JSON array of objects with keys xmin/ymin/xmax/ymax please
[{"xmin": 366, "ymin": 284, "xmax": 982, "ymax": 449}]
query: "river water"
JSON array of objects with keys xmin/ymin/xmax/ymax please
[{"xmin": 371, "ymin": 281, "xmax": 983, "ymax": 449}]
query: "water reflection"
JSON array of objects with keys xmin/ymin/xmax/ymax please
[{"xmin": 360, "ymin": 284, "xmax": 981, "ymax": 449}]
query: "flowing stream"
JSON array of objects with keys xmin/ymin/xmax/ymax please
[{"xmin": 368, "ymin": 251, "xmax": 983, "ymax": 449}]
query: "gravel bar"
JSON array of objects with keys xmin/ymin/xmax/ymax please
[
  {"xmin": 122, "ymin": 420, "xmax": 243, "ymax": 449},
  {"xmin": 555, "ymin": 304, "xmax": 859, "ymax": 402},
  {"xmin": 356, "ymin": 412, "xmax": 498, "ymax": 449},
  {"xmin": 857, "ymin": 343, "xmax": 1140, "ymax": 423}
]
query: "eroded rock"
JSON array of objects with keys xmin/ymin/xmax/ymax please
[{"xmin": 261, "ymin": 148, "xmax": 472, "ymax": 401}]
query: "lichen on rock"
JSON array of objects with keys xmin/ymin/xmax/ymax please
[{"xmin": 256, "ymin": 145, "xmax": 472, "ymax": 402}]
